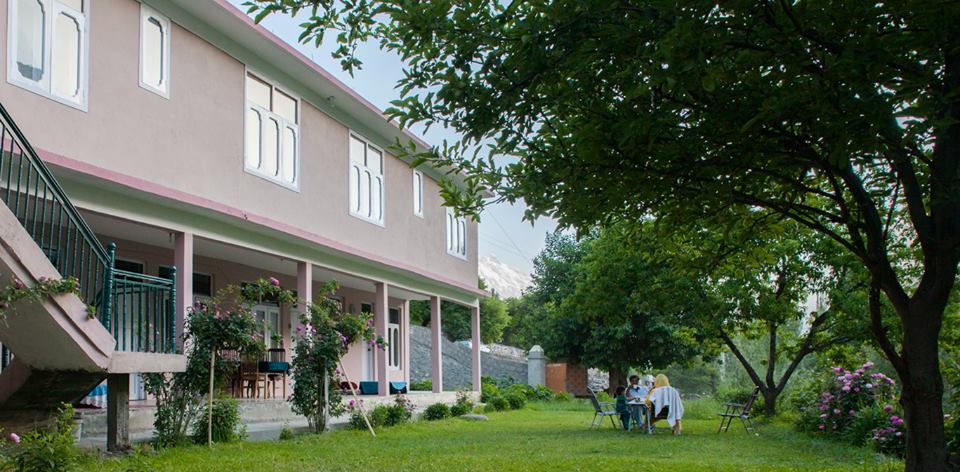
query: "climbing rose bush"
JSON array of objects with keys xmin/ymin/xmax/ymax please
[{"xmin": 289, "ymin": 281, "xmax": 382, "ymax": 433}]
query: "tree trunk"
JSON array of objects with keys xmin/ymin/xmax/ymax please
[
  {"xmin": 899, "ymin": 306, "xmax": 948, "ymax": 472},
  {"xmin": 761, "ymin": 388, "xmax": 778, "ymax": 417},
  {"xmin": 608, "ymin": 368, "xmax": 628, "ymax": 395}
]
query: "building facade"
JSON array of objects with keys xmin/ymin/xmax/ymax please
[{"xmin": 0, "ymin": 0, "xmax": 484, "ymax": 413}]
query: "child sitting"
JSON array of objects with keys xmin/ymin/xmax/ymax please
[{"xmin": 615, "ymin": 385, "xmax": 630, "ymax": 430}]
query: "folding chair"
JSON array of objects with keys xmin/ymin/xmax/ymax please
[
  {"xmin": 717, "ymin": 386, "xmax": 760, "ymax": 433},
  {"xmin": 587, "ymin": 388, "xmax": 622, "ymax": 431}
]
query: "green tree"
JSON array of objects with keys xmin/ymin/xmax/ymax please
[
  {"xmin": 247, "ymin": 2, "xmax": 960, "ymax": 468},
  {"xmin": 531, "ymin": 226, "xmax": 712, "ymax": 390}
]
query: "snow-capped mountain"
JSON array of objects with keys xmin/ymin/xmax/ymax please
[{"xmin": 479, "ymin": 255, "xmax": 532, "ymax": 299}]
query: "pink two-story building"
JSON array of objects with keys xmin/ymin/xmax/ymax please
[{"xmin": 0, "ymin": 0, "xmax": 484, "ymax": 446}]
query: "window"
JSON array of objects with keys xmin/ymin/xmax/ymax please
[
  {"xmin": 446, "ymin": 208, "xmax": 467, "ymax": 259},
  {"xmin": 387, "ymin": 308, "xmax": 400, "ymax": 370},
  {"xmin": 348, "ymin": 134, "xmax": 384, "ymax": 225},
  {"xmin": 244, "ymin": 72, "xmax": 299, "ymax": 189},
  {"xmin": 254, "ymin": 305, "xmax": 281, "ymax": 349},
  {"xmin": 139, "ymin": 5, "xmax": 170, "ymax": 97},
  {"xmin": 7, "ymin": 0, "xmax": 88, "ymax": 109},
  {"xmin": 159, "ymin": 266, "xmax": 213, "ymax": 298},
  {"xmin": 412, "ymin": 170, "xmax": 424, "ymax": 217}
]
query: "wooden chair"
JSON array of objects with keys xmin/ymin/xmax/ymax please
[
  {"xmin": 265, "ymin": 348, "xmax": 288, "ymax": 399},
  {"xmin": 587, "ymin": 388, "xmax": 621, "ymax": 431},
  {"xmin": 239, "ymin": 357, "xmax": 267, "ymax": 399},
  {"xmin": 717, "ymin": 386, "xmax": 760, "ymax": 433}
]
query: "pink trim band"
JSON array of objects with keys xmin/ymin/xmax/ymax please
[{"xmin": 38, "ymin": 148, "xmax": 487, "ymax": 298}]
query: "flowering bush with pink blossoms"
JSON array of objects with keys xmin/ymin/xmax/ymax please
[{"xmin": 797, "ymin": 362, "xmax": 904, "ymax": 456}]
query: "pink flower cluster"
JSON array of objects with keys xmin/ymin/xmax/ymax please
[{"xmin": 813, "ymin": 362, "xmax": 898, "ymax": 434}]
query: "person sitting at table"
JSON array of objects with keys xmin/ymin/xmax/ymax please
[
  {"xmin": 644, "ymin": 374, "xmax": 684, "ymax": 435},
  {"xmin": 625, "ymin": 375, "xmax": 649, "ymax": 428},
  {"xmin": 614, "ymin": 385, "xmax": 631, "ymax": 430}
]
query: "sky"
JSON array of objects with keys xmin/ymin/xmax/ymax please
[{"xmin": 226, "ymin": 1, "xmax": 556, "ymax": 275}]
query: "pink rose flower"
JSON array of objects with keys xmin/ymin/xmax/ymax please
[
  {"xmin": 8, "ymin": 433, "xmax": 19, "ymax": 444},
  {"xmin": 818, "ymin": 424, "xmax": 825, "ymax": 430},
  {"xmin": 884, "ymin": 404, "xmax": 894, "ymax": 413},
  {"xmin": 269, "ymin": 277, "xmax": 280, "ymax": 287}
]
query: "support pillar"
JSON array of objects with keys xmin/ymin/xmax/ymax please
[
  {"xmin": 430, "ymin": 296, "xmax": 443, "ymax": 393},
  {"xmin": 401, "ymin": 300, "xmax": 410, "ymax": 386},
  {"xmin": 106, "ymin": 374, "xmax": 129, "ymax": 452},
  {"xmin": 471, "ymin": 305, "xmax": 481, "ymax": 392},
  {"xmin": 173, "ymin": 232, "xmax": 193, "ymax": 352},
  {"xmin": 295, "ymin": 261, "xmax": 313, "ymax": 334},
  {"xmin": 375, "ymin": 282, "xmax": 389, "ymax": 396}
]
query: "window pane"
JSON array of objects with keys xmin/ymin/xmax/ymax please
[
  {"xmin": 273, "ymin": 89, "xmax": 297, "ymax": 123},
  {"xmin": 358, "ymin": 169, "xmax": 370, "ymax": 217},
  {"xmin": 349, "ymin": 166, "xmax": 361, "ymax": 212},
  {"xmin": 52, "ymin": 12, "xmax": 81, "ymax": 98},
  {"xmin": 392, "ymin": 328, "xmax": 399, "ymax": 366},
  {"xmin": 142, "ymin": 17, "xmax": 164, "ymax": 88},
  {"xmin": 246, "ymin": 74, "xmax": 271, "ymax": 109},
  {"xmin": 16, "ymin": 0, "xmax": 45, "ymax": 82},
  {"xmin": 413, "ymin": 172, "xmax": 422, "ymax": 214},
  {"xmin": 367, "ymin": 146, "xmax": 382, "ymax": 174},
  {"xmin": 459, "ymin": 220, "xmax": 467, "ymax": 255},
  {"xmin": 282, "ymin": 127, "xmax": 296, "ymax": 184},
  {"xmin": 264, "ymin": 118, "xmax": 280, "ymax": 176},
  {"xmin": 372, "ymin": 176, "xmax": 382, "ymax": 222},
  {"xmin": 447, "ymin": 213, "xmax": 454, "ymax": 251},
  {"xmin": 349, "ymin": 136, "xmax": 366, "ymax": 165},
  {"xmin": 245, "ymin": 108, "xmax": 261, "ymax": 169},
  {"xmin": 59, "ymin": 0, "xmax": 82, "ymax": 12}
]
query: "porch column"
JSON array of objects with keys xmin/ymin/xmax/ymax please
[
  {"xmin": 471, "ymin": 305, "xmax": 482, "ymax": 392},
  {"xmin": 106, "ymin": 373, "xmax": 129, "ymax": 451},
  {"xmin": 401, "ymin": 300, "xmax": 411, "ymax": 386},
  {"xmin": 295, "ymin": 261, "xmax": 313, "ymax": 332},
  {"xmin": 173, "ymin": 232, "xmax": 193, "ymax": 352},
  {"xmin": 430, "ymin": 296, "xmax": 443, "ymax": 393},
  {"xmin": 375, "ymin": 282, "xmax": 389, "ymax": 396}
]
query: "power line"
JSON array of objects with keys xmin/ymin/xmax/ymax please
[{"xmin": 488, "ymin": 211, "xmax": 530, "ymax": 261}]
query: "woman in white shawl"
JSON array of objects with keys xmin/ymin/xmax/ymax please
[{"xmin": 644, "ymin": 374, "xmax": 683, "ymax": 435}]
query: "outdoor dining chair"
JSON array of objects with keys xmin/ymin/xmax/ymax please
[
  {"xmin": 717, "ymin": 386, "xmax": 760, "ymax": 433},
  {"xmin": 587, "ymin": 388, "xmax": 622, "ymax": 431}
]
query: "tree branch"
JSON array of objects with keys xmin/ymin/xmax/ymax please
[{"xmin": 720, "ymin": 329, "xmax": 765, "ymax": 391}]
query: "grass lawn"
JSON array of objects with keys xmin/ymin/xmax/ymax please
[{"xmin": 94, "ymin": 399, "xmax": 902, "ymax": 472}]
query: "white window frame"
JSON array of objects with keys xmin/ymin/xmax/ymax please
[
  {"xmin": 446, "ymin": 208, "xmax": 468, "ymax": 260},
  {"xmin": 254, "ymin": 304, "xmax": 282, "ymax": 350},
  {"xmin": 138, "ymin": 4, "xmax": 170, "ymax": 98},
  {"xmin": 348, "ymin": 132, "xmax": 385, "ymax": 226},
  {"xmin": 387, "ymin": 307, "xmax": 401, "ymax": 370},
  {"xmin": 7, "ymin": 0, "xmax": 89, "ymax": 111},
  {"xmin": 412, "ymin": 169, "xmax": 424, "ymax": 218},
  {"xmin": 243, "ymin": 69, "xmax": 300, "ymax": 191}
]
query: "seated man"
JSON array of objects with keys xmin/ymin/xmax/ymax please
[{"xmin": 625, "ymin": 375, "xmax": 649, "ymax": 428}]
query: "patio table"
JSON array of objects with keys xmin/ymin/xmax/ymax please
[{"xmin": 258, "ymin": 361, "xmax": 290, "ymax": 373}]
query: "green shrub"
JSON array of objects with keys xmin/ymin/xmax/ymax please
[
  {"xmin": 504, "ymin": 384, "xmax": 536, "ymax": 400},
  {"xmin": 410, "ymin": 379, "xmax": 432, "ymax": 391},
  {"xmin": 7, "ymin": 404, "xmax": 79, "ymax": 472},
  {"xmin": 595, "ymin": 391, "xmax": 613, "ymax": 403},
  {"xmin": 191, "ymin": 397, "xmax": 245, "ymax": 444},
  {"xmin": 480, "ymin": 383, "xmax": 500, "ymax": 403},
  {"xmin": 504, "ymin": 391, "xmax": 527, "ymax": 410},
  {"xmin": 383, "ymin": 395, "xmax": 414, "ymax": 426},
  {"xmin": 278, "ymin": 425, "xmax": 295, "ymax": 441},
  {"xmin": 947, "ymin": 415, "xmax": 960, "ymax": 456},
  {"xmin": 451, "ymin": 390, "xmax": 474, "ymax": 416},
  {"xmin": 480, "ymin": 375, "xmax": 499, "ymax": 388},
  {"xmin": 532, "ymin": 385, "xmax": 556, "ymax": 401},
  {"xmin": 423, "ymin": 403, "xmax": 451, "ymax": 421},
  {"xmin": 555, "ymin": 391, "xmax": 573, "ymax": 402},
  {"xmin": 486, "ymin": 395, "xmax": 509, "ymax": 412}
]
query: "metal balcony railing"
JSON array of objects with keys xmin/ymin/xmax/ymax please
[{"xmin": 0, "ymin": 102, "xmax": 176, "ymax": 353}]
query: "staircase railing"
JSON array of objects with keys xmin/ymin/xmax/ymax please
[{"xmin": 0, "ymin": 102, "xmax": 176, "ymax": 353}]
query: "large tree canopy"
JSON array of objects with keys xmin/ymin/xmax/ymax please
[{"xmin": 248, "ymin": 2, "xmax": 960, "ymax": 469}]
